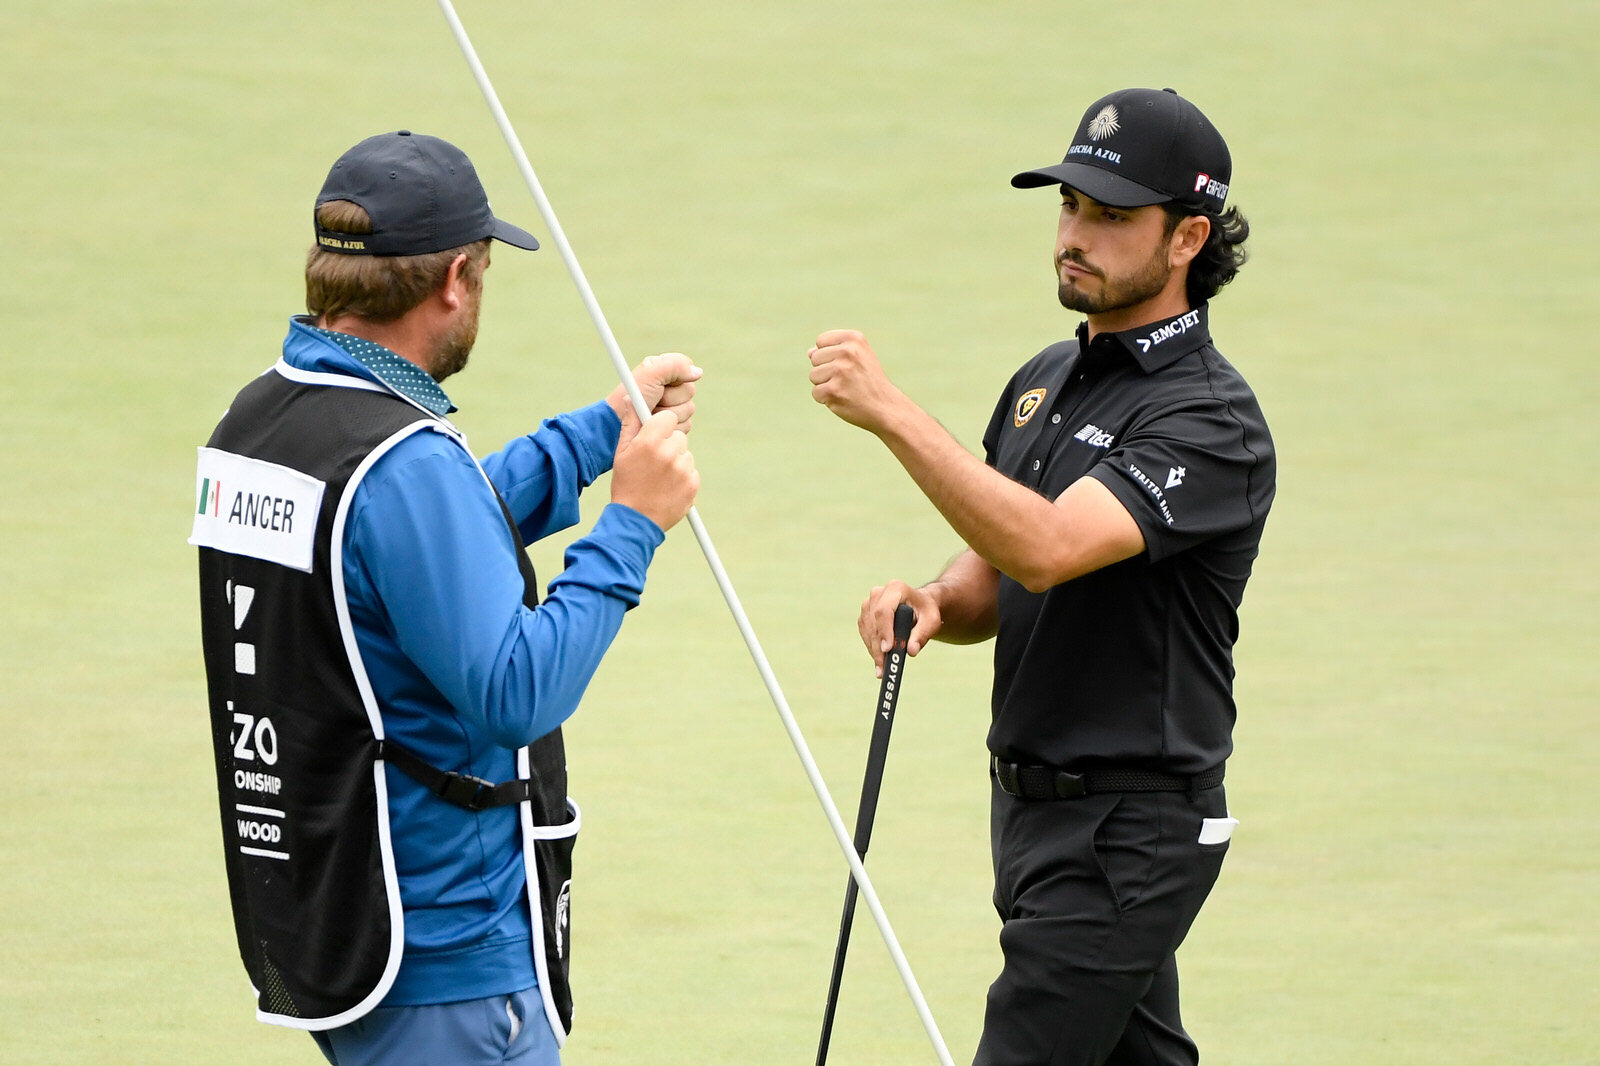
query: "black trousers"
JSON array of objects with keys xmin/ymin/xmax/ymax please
[{"xmin": 974, "ymin": 779, "xmax": 1230, "ymax": 1066}]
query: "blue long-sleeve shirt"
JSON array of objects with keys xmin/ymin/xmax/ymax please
[{"xmin": 280, "ymin": 319, "xmax": 662, "ymax": 1006}]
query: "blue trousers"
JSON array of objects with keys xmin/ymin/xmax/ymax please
[{"xmin": 312, "ymin": 989, "xmax": 559, "ymax": 1066}]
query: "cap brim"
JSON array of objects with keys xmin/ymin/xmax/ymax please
[
  {"xmin": 490, "ymin": 217, "xmax": 540, "ymax": 251},
  {"xmin": 1010, "ymin": 161, "xmax": 1171, "ymax": 208}
]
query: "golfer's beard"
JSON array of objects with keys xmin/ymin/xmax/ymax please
[
  {"xmin": 1058, "ymin": 245, "xmax": 1172, "ymax": 316},
  {"xmin": 430, "ymin": 311, "xmax": 479, "ymax": 383}
]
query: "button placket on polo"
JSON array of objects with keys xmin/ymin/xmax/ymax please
[{"xmin": 1026, "ymin": 351, "xmax": 1102, "ymax": 490}]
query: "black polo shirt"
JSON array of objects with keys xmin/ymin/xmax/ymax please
[{"xmin": 981, "ymin": 305, "xmax": 1274, "ymax": 774}]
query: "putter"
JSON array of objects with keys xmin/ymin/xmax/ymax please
[{"xmin": 816, "ymin": 603, "xmax": 917, "ymax": 1066}]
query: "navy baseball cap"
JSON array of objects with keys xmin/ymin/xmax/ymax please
[
  {"xmin": 1011, "ymin": 88, "xmax": 1231, "ymax": 213},
  {"xmin": 315, "ymin": 130, "xmax": 539, "ymax": 256}
]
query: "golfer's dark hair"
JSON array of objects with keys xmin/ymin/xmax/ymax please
[
  {"xmin": 306, "ymin": 200, "xmax": 490, "ymax": 323},
  {"xmin": 1163, "ymin": 203, "xmax": 1249, "ymax": 307}
]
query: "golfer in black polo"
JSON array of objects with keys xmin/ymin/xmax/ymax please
[{"xmin": 807, "ymin": 87, "xmax": 1274, "ymax": 1066}]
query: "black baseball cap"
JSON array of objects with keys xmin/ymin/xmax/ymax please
[
  {"xmin": 314, "ymin": 130, "xmax": 539, "ymax": 256},
  {"xmin": 1011, "ymin": 88, "xmax": 1231, "ymax": 213}
]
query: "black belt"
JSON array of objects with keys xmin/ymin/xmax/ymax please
[{"xmin": 991, "ymin": 756, "xmax": 1224, "ymax": 801}]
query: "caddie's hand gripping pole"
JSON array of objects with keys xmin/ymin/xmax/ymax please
[{"xmin": 431, "ymin": 4, "xmax": 954, "ymax": 1065}]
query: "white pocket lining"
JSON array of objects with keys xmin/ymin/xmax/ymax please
[{"xmin": 1198, "ymin": 816, "xmax": 1238, "ymax": 846}]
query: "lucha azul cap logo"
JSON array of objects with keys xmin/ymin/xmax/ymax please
[
  {"xmin": 1087, "ymin": 105, "xmax": 1120, "ymax": 141},
  {"xmin": 1013, "ymin": 388, "xmax": 1047, "ymax": 427}
]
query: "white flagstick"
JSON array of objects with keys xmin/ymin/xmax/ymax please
[{"xmin": 432, "ymin": 3, "xmax": 955, "ymax": 1064}]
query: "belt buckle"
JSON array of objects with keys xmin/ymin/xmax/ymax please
[
  {"xmin": 1052, "ymin": 771, "xmax": 1087, "ymax": 799},
  {"xmin": 438, "ymin": 772, "xmax": 495, "ymax": 811}
]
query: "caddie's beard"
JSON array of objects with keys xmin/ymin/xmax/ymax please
[
  {"xmin": 430, "ymin": 302, "xmax": 480, "ymax": 383},
  {"xmin": 1057, "ymin": 238, "xmax": 1173, "ymax": 315}
]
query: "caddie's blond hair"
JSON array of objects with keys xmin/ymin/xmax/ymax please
[{"xmin": 306, "ymin": 200, "xmax": 489, "ymax": 323}]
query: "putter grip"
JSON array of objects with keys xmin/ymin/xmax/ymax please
[{"xmin": 891, "ymin": 602, "xmax": 915, "ymax": 648}]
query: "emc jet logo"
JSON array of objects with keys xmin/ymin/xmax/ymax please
[{"xmin": 1136, "ymin": 309, "xmax": 1202, "ymax": 353}]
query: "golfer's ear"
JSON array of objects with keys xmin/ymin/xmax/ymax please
[{"xmin": 1169, "ymin": 215, "xmax": 1209, "ymax": 269}]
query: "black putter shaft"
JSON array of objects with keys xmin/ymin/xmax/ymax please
[{"xmin": 816, "ymin": 603, "xmax": 916, "ymax": 1066}]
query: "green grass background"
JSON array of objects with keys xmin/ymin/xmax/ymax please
[{"xmin": 2, "ymin": 1, "xmax": 1595, "ymax": 1062}]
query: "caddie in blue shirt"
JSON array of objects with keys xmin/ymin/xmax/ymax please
[{"xmin": 191, "ymin": 130, "xmax": 701, "ymax": 1066}]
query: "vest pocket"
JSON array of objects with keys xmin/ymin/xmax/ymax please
[
  {"xmin": 525, "ymin": 796, "xmax": 581, "ymax": 839},
  {"xmin": 523, "ymin": 796, "xmax": 579, "ymax": 1040}
]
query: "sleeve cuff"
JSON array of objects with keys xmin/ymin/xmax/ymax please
[
  {"xmin": 595, "ymin": 500, "xmax": 666, "ymax": 546},
  {"xmin": 1088, "ymin": 466, "xmax": 1173, "ymax": 563},
  {"xmin": 567, "ymin": 400, "xmax": 623, "ymax": 481}
]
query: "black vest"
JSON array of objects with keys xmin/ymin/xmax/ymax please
[{"xmin": 192, "ymin": 365, "xmax": 576, "ymax": 1035}]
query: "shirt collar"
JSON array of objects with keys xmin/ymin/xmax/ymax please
[
  {"xmin": 289, "ymin": 317, "xmax": 457, "ymax": 416},
  {"xmin": 1075, "ymin": 304, "xmax": 1212, "ymax": 374}
]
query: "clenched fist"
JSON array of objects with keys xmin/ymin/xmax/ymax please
[
  {"xmin": 611, "ymin": 410, "xmax": 699, "ymax": 532},
  {"xmin": 609, "ymin": 352, "xmax": 702, "ymax": 431},
  {"xmin": 807, "ymin": 329, "xmax": 904, "ymax": 434}
]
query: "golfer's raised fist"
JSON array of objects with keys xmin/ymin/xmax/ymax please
[
  {"xmin": 807, "ymin": 329, "xmax": 901, "ymax": 434},
  {"xmin": 612, "ymin": 410, "xmax": 698, "ymax": 531}
]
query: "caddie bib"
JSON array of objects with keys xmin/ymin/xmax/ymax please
[{"xmin": 191, "ymin": 361, "xmax": 577, "ymax": 1036}]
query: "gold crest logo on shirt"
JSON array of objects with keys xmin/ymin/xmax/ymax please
[{"xmin": 1013, "ymin": 388, "xmax": 1047, "ymax": 427}]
